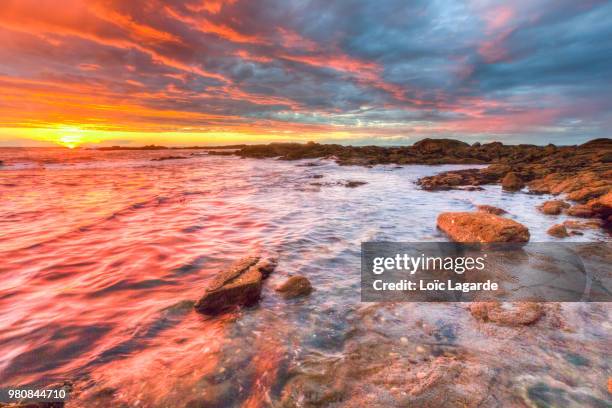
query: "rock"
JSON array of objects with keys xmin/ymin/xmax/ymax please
[
  {"xmin": 344, "ymin": 180, "xmax": 367, "ymax": 188},
  {"xmin": 538, "ymin": 200, "xmax": 569, "ymax": 215},
  {"xmin": 549, "ymin": 171, "xmax": 600, "ymax": 195},
  {"xmin": 280, "ymin": 343, "xmax": 493, "ymax": 408},
  {"xmin": 587, "ymin": 191, "xmax": 612, "ymax": 218},
  {"xmin": 566, "ymin": 186, "xmax": 609, "ymax": 202},
  {"xmin": 412, "ymin": 138, "xmax": 469, "ymax": 154},
  {"xmin": 417, "ymin": 168, "xmax": 483, "ymax": 190},
  {"xmin": 194, "ymin": 256, "xmax": 276, "ymax": 314},
  {"xmin": 501, "ymin": 172, "xmax": 524, "ymax": 191},
  {"xmin": 528, "ymin": 173, "xmax": 566, "ymax": 194},
  {"xmin": 206, "ymin": 150, "xmax": 235, "ymax": 156},
  {"xmin": 151, "ymin": 155, "xmax": 187, "ymax": 161},
  {"xmin": 476, "ymin": 205, "xmax": 506, "ymax": 215},
  {"xmin": 566, "ymin": 204, "xmax": 594, "ymax": 218},
  {"xmin": 441, "ymin": 173, "xmax": 464, "ymax": 186},
  {"xmin": 275, "ymin": 275, "xmax": 312, "ymax": 299},
  {"xmin": 469, "ymin": 302, "xmax": 543, "ymax": 326},
  {"xmin": 563, "ymin": 220, "xmax": 602, "ymax": 230},
  {"xmin": 256, "ymin": 257, "xmax": 277, "ymax": 278},
  {"xmin": 480, "ymin": 163, "xmax": 512, "ymax": 179},
  {"xmin": 437, "ymin": 212, "xmax": 530, "ymax": 243},
  {"xmin": 547, "ymin": 224, "xmax": 569, "ymax": 238},
  {"xmin": 580, "ymin": 138, "xmax": 612, "ymax": 148}
]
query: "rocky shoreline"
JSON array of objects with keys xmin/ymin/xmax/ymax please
[{"xmin": 233, "ymin": 138, "xmax": 612, "ymax": 234}]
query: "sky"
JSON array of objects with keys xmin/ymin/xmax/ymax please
[{"xmin": 0, "ymin": 0, "xmax": 611, "ymax": 147}]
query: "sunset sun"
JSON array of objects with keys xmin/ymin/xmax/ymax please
[{"xmin": 58, "ymin": 129, "xmax": 84, "ymax": 149}]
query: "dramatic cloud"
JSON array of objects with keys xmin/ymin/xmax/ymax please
[{"xmin": 0, "ymin": 0, "xmax": 611, "ymax": 145}]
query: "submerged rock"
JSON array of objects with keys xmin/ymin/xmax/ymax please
[
  {"xmin": 539, "ymin": 200, "xmax": 570, "ymax": 215},
  {"xmin": 194, "ymin": 256, "xmax": 276, "ymax": 314},
  {"xmin": 501, "ymin": 172, "xmax": 524, "ymax": 191},
  {"xmin": 206, "ymin": 150, "xmax": 235, "ymax": 156},
  {"xmin": 344, "ymin": 180, "xmax": 367, "ymax": 188},
  {"xmin": 151, "ymin": 155, "xmax": 187, "ymax": 161},
  {"xmin": 279, "ymin": 345, "xmax": 493, "ymax": 408},
  {"xmin": 469, "ymin": 302, "xmax": 543, "ymax": 326},
  {"xmin": 547, "ymin": 224, "xmax": 569, "ymax": 238},
  {"xmin": 476, "ymin": 204, "xmax": 506, "ymax": 215},
  {"xmin": 276, "ymin": 275, "xmax": 312, "ymax": 299},
  {"xmin": 437, "ymin": 212, "xmax": 530, "ymax": 243},
  {"xmin": 522, "ymin": 380, "xmax": 612, "ymax": 408}
]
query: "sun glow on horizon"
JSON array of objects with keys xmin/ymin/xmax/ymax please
[
  {"xmin": 0, "ymin": 126, "xmax": 363, "ymax": 148},
  {"xmin": 59, "ymin": 134, "xmax": 83, "ymax": 149}
]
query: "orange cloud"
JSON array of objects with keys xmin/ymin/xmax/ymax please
[
  {"xmin": 165, "ymin": 6, "xmax": 266, "ymax": 44},
  {"xmin": 185, "ymin": 0, "xmax": 238, "ymax": 14}
]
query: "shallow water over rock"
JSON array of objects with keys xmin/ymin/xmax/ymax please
[{"xmin": 0, "ymin": 148, "xmax": 609, "ymax": 407}]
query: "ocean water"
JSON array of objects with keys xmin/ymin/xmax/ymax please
[{"xmin": 0, "ymin": 148, "xmax": 609, "ymax": 407}]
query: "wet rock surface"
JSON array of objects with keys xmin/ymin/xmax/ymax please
[
  {"xmin": 344, "ymin": 180, "xmax": 367, "ymax": 188},
  {"xmin": 151, "ymin": 155, "xmax": 188, "ymax": 161},
  {"xmin": 501, "ymin": 172, "xmax": 524, "ymax": 191},
  {"xmin": 0, "ymin": 404, "xmax": 65, "ymax": 408},
  {"xmin": 567, "ymin": 204, "xmax": 595, "ymax": 218},
  {"xmin": 588, "ymin": 191, "xmax": 612, "ymax": 220},
  {"xmin": 539, "ymin": 199, "xmax": 570, "ymax": 215},
  {"xmin": 469, "ymin": 302, "xmax": 544, "ymax": 326},
  {"xmin": 194, "ymin": 256, "xmax": 277, "ymax": 314},
  {"xmin": 308, "ymin": 180, "xmax": 368, "ymax": 189},
  {"xmin": 275, "ymin": 301, "xmax": 610, "ymax": 408},
  {"xmin": 437, "ymin": 212, "xmax": 530, "ymax": 243},
  {"xmin": 563, "ymin": 219, "xmax": 602, "ymax": 230},
  {"xmin": 276, "ymin": 276, "xmax": 313, "ymax": 299},
  {"xmin": 547, "ymin": 223, "xmax": 570, "ymax": 238},
  {"xmin": 476, "ymin": 204, "xmax": 506, "ymax": 215}
]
